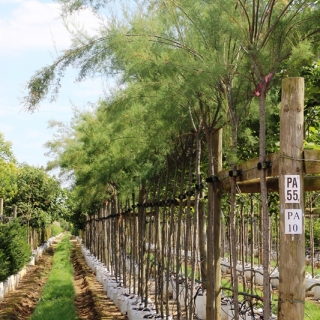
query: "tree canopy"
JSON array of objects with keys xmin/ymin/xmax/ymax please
[
  {"xmin": 23, "ymin": 0, "xmax": 319, "ymax": 206},
  {"xmin": 22, "ymin": 2, "xmax": 320, "ymax": 318}
]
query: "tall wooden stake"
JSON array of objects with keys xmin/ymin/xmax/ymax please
[
  {"xmin": 206, "ymin": 128, "xmax": 222, "ymax": 319},
  {"xmin": 213, "ymin": 128, "xmax": 222, "ymax": 320},
  {"xmin": 278, "ymin": 77, "xmax": 305, "ymax": 320}
]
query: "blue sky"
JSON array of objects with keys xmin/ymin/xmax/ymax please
[{"xmin": 0, "ymin": 0, "xmax": 106, "ymax": 168}]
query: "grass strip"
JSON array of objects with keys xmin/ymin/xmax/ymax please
[{"xmin": 30, "ymin": 234, "xmax": 78, "ymax": 320}]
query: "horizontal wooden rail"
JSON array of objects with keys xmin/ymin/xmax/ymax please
[{"xmin": 215, "ymin": 150, "xmax": 320, "ymax": 193}]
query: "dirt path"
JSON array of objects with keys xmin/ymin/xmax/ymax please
[
  {"xmin": 0, "ymin": 245, "xmax": 55, "ymax": 320},
  {"xmin": 0, "ymin": 238, "xmax": 127, "ymax": 320},
  {"xmin": 71, "ymin": 240, "xmax": 127, "ymax": 320}
]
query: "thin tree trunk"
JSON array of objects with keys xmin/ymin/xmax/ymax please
[
  {"xmin": 230, "ymin": 174, "xmax": 239, "ymax": 320},
  {"xmin": 229, "ymin": 111, "xmax": 239, "ymax": 320},
  {"xmin": 145, "ymin": 184, "xmax": 153, "ymax": 308},
  {"xmin": 310, "ymin": 193, "xmax": 315, "ymax": 277},
  {"xmin": 154, "ymin": 174, "xmax": 162, "ymax": 314},
  {"xmin": 138, "ymin": 182, "xmax": 147, "ymax": 300},
  {"xmin": 176, "ymin": 160, "xmax": 185, "ymax": 318},
  {"xmin": 186, "ymin": 154, "xmax": 195, "ymax": 320},
  {"xmin": 250, "ymin": 196, "xmax": 255, "ymax": 296},
  {"xmin": 240, "ymin": 204, "xmax": 246, "ymax": 292},
  {"xmin": 165, "ymin": 165, "xmax": 178, "ymax": 319},
  {"xmin": 259, "ymin": 88, "xmax": 271, "ymax": 320},
  {"xmin": 187, "ymin": 131, "xmax": 201, "ymax": 320},
  {"xmin": 132, "ymin": 191, "xmax": 137, "ymax": 293},
  {"xmin": 160, "ymin": 165, "xmax": 170, "ymax": 318}
]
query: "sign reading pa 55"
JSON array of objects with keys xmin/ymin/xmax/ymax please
[{"xmin": 285, "ymin": 175, "xmax": 300, "ymax": 203}]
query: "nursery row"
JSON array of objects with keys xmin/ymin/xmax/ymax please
[{"xmin": 79, "ymin": 238, "xmax": 277, "ymax": 320}]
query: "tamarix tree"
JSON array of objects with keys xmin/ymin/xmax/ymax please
[{"xmin": 23, "ymin": 1, "xmax": 320, "ymax": 319}]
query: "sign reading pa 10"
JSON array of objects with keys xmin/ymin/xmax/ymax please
[
  {"xmin": 285, "ymin": 209, "xmax": 302, "ymax": 234},
  {"xmin": 285, "ymin": 175, "xmax": 300, "ymax": 203}
]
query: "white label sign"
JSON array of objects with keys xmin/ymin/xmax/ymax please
[
  {"xmin": 285, "ymin": 175, "xmax": 300, "ymax": 203},
  {"xmin": 285, "ymin": 209, "xmax": 303, "ymax": 234}
]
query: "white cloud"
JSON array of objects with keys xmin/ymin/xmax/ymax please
[
  {"xmin": 0, "ymin": 0, "xmax": 109, "ymax": 168},
  {"xmin": 0, "ymin": 0, "xmax": 105, "ymax": 56}
]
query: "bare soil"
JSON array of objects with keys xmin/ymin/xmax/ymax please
[
  {"xmin": 0, "ymin": 238, "xmax": 127, "ymax": 320},
  {"xmin": 0, "ymin": 245, "xmax": 55, "ymax": 320},
  {"xmin": 71, "ymin": 240, "xmax": 127, "ymax": 320}
]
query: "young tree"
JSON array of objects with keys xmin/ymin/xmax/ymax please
[
  {"xmin": 219, "ymin": 1, "xmax": 320, "ymax": 318},
  {"xmin": 11, "ymin": 165, "xmax": 67, "ymax": 243}
]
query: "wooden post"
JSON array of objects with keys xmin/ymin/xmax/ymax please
[
  {"xmin": 98, "ymin": 208, "xmax": 102, "ymax": 261},
  {"xmin": 0, "ymin": 198, "xmax": 3, "ymax": 216},
  {"xmin": 102, "ymin": 202, "xmax": 107, "ymax": 265},
  {"xmin": 206, "ymin": 127, "xmax": 223, "ymax": 319},
  {"xmin": 213, "ymin": 128, "xmax": 222, "ymax": 320},
  {"xmin": 13, "ymin": 205, "xmax": 17, "ymax": 218},
  {"xmin": 278, "ymin": 77, "xmax": 305, "ymax": 320},
  {"xmin": 310, "ymin": 211, "xmax": 314, "ymax": 277},
  {"xmin": 86, "ymin": 215, "xmax": 89, "ymax": 249}
]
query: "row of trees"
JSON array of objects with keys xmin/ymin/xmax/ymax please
[
  {"xmin": 0, "ymin": 132, "xmax": 71, "ymax": 247},
  {"xmin": 24, "ymin": 0, "xmax": 320, "ymax": 319},
  {"xmin": 0, "ymin": 132, "xmax": 73, "ymax": 281},
  {"xmin": 25, "ymin": 1, "xmax": 320, "ymax": 204}
]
